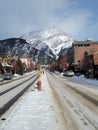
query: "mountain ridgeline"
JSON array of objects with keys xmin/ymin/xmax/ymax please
[{"xmin": 0, "ymin": 27, "xmax": 74, "ymax": 64}]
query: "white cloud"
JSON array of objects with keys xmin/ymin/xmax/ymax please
[
  {"xmin": 58, "ymin": 10, "xmax": 92, "ymax": 36},
  {"xmin": 0, "ymin": 0, "xmax": 98, "ymax": 40}
]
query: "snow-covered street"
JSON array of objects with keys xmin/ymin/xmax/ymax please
[
  {"xmin": 0, "ymin": 71, "xmax": 66, "ymax": 130},
  {"xmin": 47, "ymin": 72, "xmax": 98, "ymax": 130},
  {"xmin": 1, "ymin": 70, "xmax": 98, "ymax": 130}
]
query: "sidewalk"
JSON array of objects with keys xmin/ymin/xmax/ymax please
[{"xmin": 0, "ymin": 72, "xmax": 60, "ymax": 130}]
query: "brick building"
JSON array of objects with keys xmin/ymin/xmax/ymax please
[
  {"xmin": 67, "ymin": 40, "xmax": 98, "ymax": 71},
  {"xmin": 57, "ymin": 39, "xmax": 98, "ymax": 73},
  {"xmin": 56, "ymin": 49, "xmax": 69, "ymax": 71},
  {"xmin": 93, "ymin": 52, "xmax": 98, "ymax": 65}
]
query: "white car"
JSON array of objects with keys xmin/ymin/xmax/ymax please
[{"xmin": 63, "ymin": 70, "xmax": 75, "ymax": 77}]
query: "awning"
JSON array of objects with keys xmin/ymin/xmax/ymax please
[{"xmin": 2, "ymin": 63, "xmax": 13, "ymax": 68}]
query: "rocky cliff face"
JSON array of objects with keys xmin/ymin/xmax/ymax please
[{"xmin": 0, "ymin": 38, "xmax": 54, "ymax": 64}]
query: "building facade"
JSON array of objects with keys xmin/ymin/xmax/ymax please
[
  {"xmin": 67, "ymin": 40, "xmax": 98, "ymax": 70},
  {"xmin": 20, "ymin": 57, "xmax": 34, "ymax": 71}
]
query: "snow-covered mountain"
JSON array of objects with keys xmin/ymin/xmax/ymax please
[
  {"xmin": 0, "ymin": 27, "xmax": 74, "ymax": 64},
  {"xmin": 0, "ymin": 38, "xmax": 54, "ymax": 64},
  {"xmin": 21, "ymin": 26, "xmax": 74, "ymax": 59}
]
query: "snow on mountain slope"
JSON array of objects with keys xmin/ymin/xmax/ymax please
[{"xmin": 21, "ymin": 26, "xmax": 74, "ymax": 58}]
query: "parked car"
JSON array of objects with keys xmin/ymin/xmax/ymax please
[
  {"xmin": 63, "ymin": 70, "xmax": 75, "ymax": 77},
  {"xmin": 4, "ymin": 73, "xmax": 13, "ymax": 80},
  {"xmin": 0, "ymin": 72, "xmax": 3, "ymax": 81},
  {"xmin": 75, "ymin": 72, "xmax": 81, "ymax": 76},
  {"xmin": 0, "ymin": 77, "xmax": 3, "ymax": 81}
]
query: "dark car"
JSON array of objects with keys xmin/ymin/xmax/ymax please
[
  {"xmin": 4, "ymin": 73, "xmax": 13, "ymax": 80},
  {"xmin": 75, "ymin": 72, "xmax": 81, "ymax": 76}
]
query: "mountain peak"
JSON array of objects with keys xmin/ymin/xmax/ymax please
[{"xmin": 21, "ymin": 27, "xmax": 74, "ymax": 58}]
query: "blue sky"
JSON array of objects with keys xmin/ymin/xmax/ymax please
[{"xmin": 0, "ymin": 0, "xmax": 98, "ymax": 40}]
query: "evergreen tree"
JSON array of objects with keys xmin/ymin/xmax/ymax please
[{"xmin": 16, "ymin": 57, "xmax": 24, "ymax": 75}]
